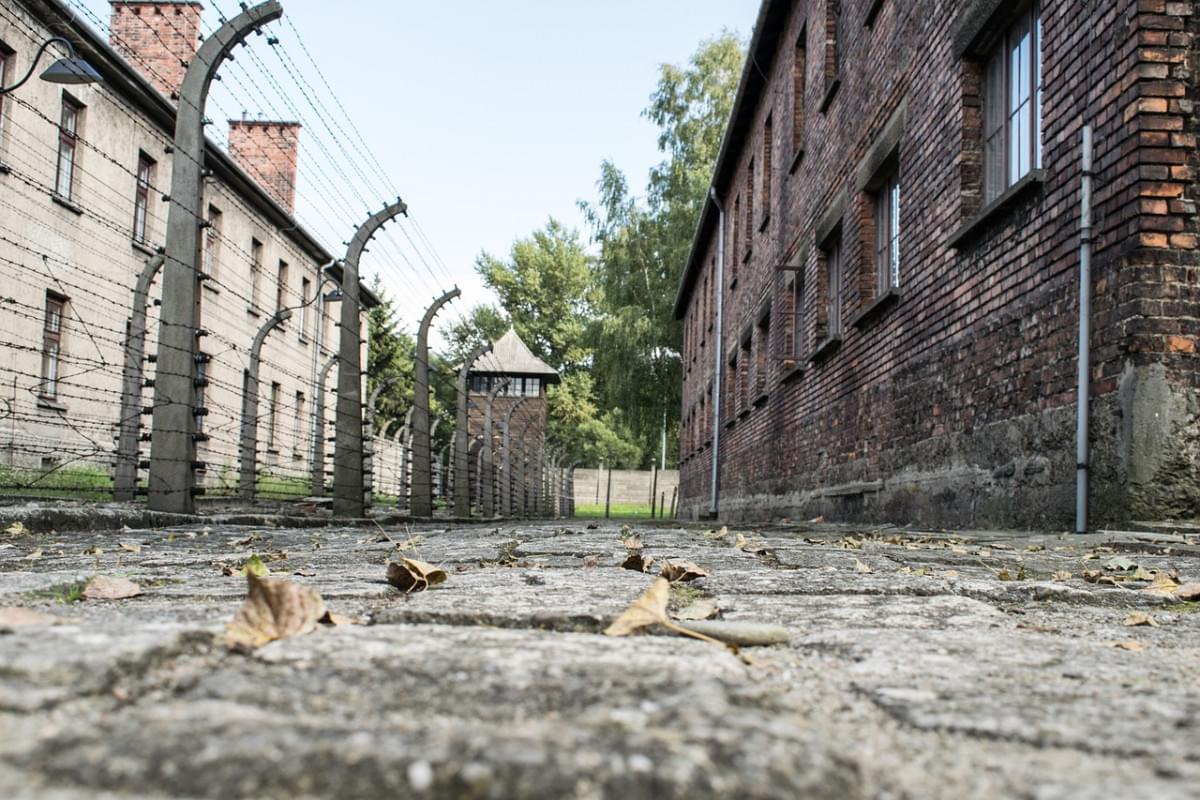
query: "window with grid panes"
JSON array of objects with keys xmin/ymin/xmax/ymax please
[
  {"xmin": 249, "ymin": 238, "xmax": 263, "ymax": 311},
  {"xmin": 40, "ymin": 292, "xmax": 66, "ymax": 400},
  {"xmin": 874, "ymin": 169, "xmax": 900, "ymax": 294},
  {"xmin": 983, "ymin": 2, "xmax": 1041, "ymax": 203},
  {"xmin": 55, "ymin": 95, "xmax": 82, "ymax": 200},
  {"xmin": 133, "ymin": 152, "xmax": 154, "ymax": 243},
  {"xmin": 823, "ymin": 237, "xmax": 843, "ymax": 339}
]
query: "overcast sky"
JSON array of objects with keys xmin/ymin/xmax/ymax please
[{"xmin": 72, "ymin": 0, "xmax": 760, "ymax": 341}]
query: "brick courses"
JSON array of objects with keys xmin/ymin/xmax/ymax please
[
  {"xmin": 109, "ymin": 0, "xmax": 201, "ymax": 99},
  {"xmin": 675, "ymin": 0, "xmax": 1200, "ymax": 527}
]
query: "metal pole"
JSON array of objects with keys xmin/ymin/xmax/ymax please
[
  {"xmin": 148, "ymin": 1, "xmax": 283, "ymax": 513},
  {"xmin": 650, "ymin": 465, "xmax": 659, "ymax": 519},
  {"xmin": 333, "ymin": 199, "xmax": 407, "ymax": 517},
  {"xmin": 604, "ymin": 459, "xmax": 612, "ymax": 519},
  {"xmin": 1076, "ymin": 125, "xmax": 1093, "ymax": 534},
  {"xmin": 708, "ymin": 188, "xmax": 726, "ymax": 519},
  {"xmin": 453, "ymin": 343, "xmax": 491, "ymax": 517},
  {"xmin": 114, "ymin": 253, "xmax": 164, "ymax": 501},
  {"xmin": 670, "ymin": 486, "xmax": 677, "ymax": 519},
  {"xmin": 311, "ymin": 354, "xmax": 336, "ymax": 495},
  {"xmin": 238, "ymin": 308, "xmax": 292, "ymax": 500},
  {"xmin": 411, "ymin": 288, "xmax": 460, "ymax": 516}
]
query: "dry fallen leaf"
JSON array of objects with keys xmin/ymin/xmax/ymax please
[
  {"xmin": 224, "ymin": 573, "xmax": 327, "ymax": 651},
  {"xmin": 1123, "ymin": 612, "xmax": 1159, "ymax": 628},
  {"xmin": 660, "ymin": 560, "xmax": 709, "ymax": 583},
  {"xmin": 1142, "ymin": 572, "xmax": 1180, "ymax": 596},
  {"xmin": 5, "ymin": 521, "xmax": 26, "ymax": 536},
  {"xmin": 604, "ymin": 577, "xmax": 671, "ymax": 637},
  {"xmin": 582, "ymin": 554, "xmax": 602, "ymax": 568},
  {"xmin": 0, "ymin": 606, "xmax": 68, "ymax": 629},
  {"xmin": 621, "ymin": 552, "xmax": 654, "ymax": 573},
  {"xmin": 1051, "ymin": 570, "xmax": 1072, "ymax": 582},
  {"xmin": 620, "ymin": 535, "xmax": 643, "ymax": 551},
  {"xmin": 386, "ymin": 558, "xmax": 447, "ymax": 593},
  {"xmin": 1176, "ymin": 583, "xmax": 1200, "ymax": 602},
  {"xmin": 734, "ymin": 533, "xmax": 748, "ymax": 550},
  {"xmin": 318, "ymin": 610, "xmax": 362, "ymax": 626},
  {"xmin": 24, "ymin": 548, "xmax": 42, "ymax": 561},
  {"xmin": 81, "ymin": 576, "xmax": 142, "ymax": 601},
  {"xmin": 118, "ymin": 542, "xmax": 142, "ymax": 554},
  {"xmin": 854, "ymin": 558, "xmax": 874, "ymax": 574},
  {"xmin": 1111, "ymin": 640, "xmax": 1144, "ymax": 652},
  {"xmin": 673, "ymin": 597, "xmax": 720, "ymax": 621},
  {"xmin": 292, "ymin": 568, "xmax": 318, "ymax": 577}
]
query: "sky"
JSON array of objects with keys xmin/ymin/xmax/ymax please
[{"xmin": 72, "ymin": 0, "xmax": 761, "ymax": 341}]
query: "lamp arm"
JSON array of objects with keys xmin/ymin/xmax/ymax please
[{"xmin": 0, "ymin": 38, "xmax": 77, "ymax": 96}]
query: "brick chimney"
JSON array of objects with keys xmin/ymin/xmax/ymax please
[
  {"xmin": 227, "ymin": 119, "xmax": 302, "ymax": 213},
  {"xmin": 109, "ymin": 2, "xmax": 203, "ymax": 99}
]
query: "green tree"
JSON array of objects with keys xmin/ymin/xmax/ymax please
[
  {"xmin": 582, "ymin": 31, "xmax": 745, "ymax": 466},
  {"xmin": 365, "ymin": 279, "xmax": 415, "ymax": 431}
]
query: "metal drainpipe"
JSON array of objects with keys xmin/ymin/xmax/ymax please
[
  {"xmin": 1075, "ymin": 126, "xmax": 1094, "ymax": 534},
  {"xmin": 708, "ymin": 188, "xmax": 725, "ymax": 518}
]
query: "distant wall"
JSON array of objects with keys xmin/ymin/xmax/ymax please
[{"xmin": 573, "ymin": 469, "xmax": 680, "ymax": 508}]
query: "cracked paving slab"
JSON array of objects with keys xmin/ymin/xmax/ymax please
[{"xmin": 0, "ymin": 517, "xmax": 1198, "ymax": 798}]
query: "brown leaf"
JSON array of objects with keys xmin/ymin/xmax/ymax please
[
  {"xmin": 292, "ymin": 568, "xmax": 318, "ymax": 577},
  {"xmin": 1142, "ymin": 572, "xmax": 1180, "ymax": 596},
  {"xmin": 1051, "ymin": 570, "xmax": 1072, "ymax": 582},
  {"xmin": 318, "ymin": 610, "xmax": 361, "ymax": 626},
  {"xmin": 582, "ymin": 554, "xmax": 602, "ymax": 568},
  {"xmin": 621, "ymin": 552, "xmax": 654, "ymax": 573},
  {"xmin": 81, "ymin": 576, "xmax": 142, "ymax": 601},
  {"xmin": 620, "ymin": 535, "xmax": 643, "ymax": 551},
  {"xmin": 604, "ymin": 578, "xmax": 670, "ymax": 636},
  {"xmin": 854, "ymin": 558, "xmax": 874, "ymax": 574},
  {"xmin": 225, "ymin": 573, "xmax": 327, "ymax": 651},
  {"xmin": 118, "ymin": 542, "xmax": 142, "ymax": 554},
  {"xmin": 0, "ymin": 606, "xmax": 68, "ymax": 629},
  {"xmin": 1123, "ymin": 612, "xmax": 1159, "ymax": 628},
  {"xmin": 386, "ymin": 558, "xmax": 447, "ymax": 593},
  {"xmin": 673, "ymin": 597, "xmax": 720, "ymax": 621},
  {"xmin": 1175, "ymin": 582, "xmax": 1200, "ymax": 601},
  {"xmin": 660, "ymin": 560, "xmax": 709, "ymax": 583},
  {"xmin": 1111, "ymin": 640, "xmax": 1144, "ymax": 652},
  {"xmin": 24, "ymin": 548, "xmax": 42, "ymax": 561}
]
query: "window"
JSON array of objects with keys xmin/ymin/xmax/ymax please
[
  {"xmin": 132, "ymin": 152, "xmax": 154, "ymax": 244},
  {"xmin": 267, "ymin": 381, "xmax": 281, "ymax": 451},
  {"xmin": 298, "ymin": 276, "xmax": 311, "ymax": 340},
  {"xmin": 873, "ymin": 169, "xmax": 901, "ymax": 294},
  {"xmin": 320, "ymin": 289, "xmax": 332, "ymax": 348},
  {"xmin": 731, "ymin": 195, "xmax": 741, "ymax": 283},
  {"xmin": 249, "ymin": 238, "xmax": 263, "ymax": 311},
  {"xmin": 523, "ymin": 378, "xmax": 541, "ymax": 397},
  {"xmin": 822, "ymin": 237, "xmax": 843, "ymax": 340},
  {"xmin": 792, "ymin": 28, "xmax": 806, "ymax": 156},
  {"xmin": 725, "ymin": 352, "xmax": 738, "ymax": 422},
  {"xmin": 761, "ymin": 114, "xmax": 773, "ymax": 220},
  {"xmin": 202, "ymin": 205, "xmax": 221, "ymax": 281},
  {"xmin": 293, "ymin": 391, "xmax": 306, "ymax": 459},
  {"xmin": 744, "ymin": 159, "xmax": 754, "ymax": 255},
  {"xmin": 276, "ymin": 260, "xmax": 288, "ymax": 312},
  {"xmin": 55, "ymin": 95, "xmax": 82, "ymax": 200},
  {"xmin": 826, "ymin": 1, "xmax": 842, "ymax": 82},
  {"xmin": 40, "ymin": 292, "xmax": 66, "ymax": 400},
  {"xmin": 781, "ymin": 269, "xmax": 804, "ymax": 364},
  {"xmin": 983, "ymin": 2, "xmax": 1041, "ymax": 203},
  {"xmin": 739, "ymin": 337, "xmax": 751, "ymax": 412},
  {"xmin": 754, "ymin": 312, "xmax": 770, "ymax": 397},
  {"xmin": 194, "ymin": 359, "xmax": 207, "ymax": 433}
]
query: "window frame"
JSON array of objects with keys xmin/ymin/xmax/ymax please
[
  {"xmin": 791, "ymin": 27, "xmax": 807, "ymax": 163},
  {"xmin": 873, "ymin": 169, "xmax": 901, "ymax": 296},
  {"xmin": 276, "ymin": 260, "xmax": 289, "ymax": 313},
  {"xmin": 298, "ymin": 275, "xmax": 311, "ymax": 341},
  {"xmin": 39, "ymin": 292, "xmax": 66, "ymax": 401},
  {"xmin": 982, "ymin": 1, "xmax": 1041, "ymax": 204},
  {"xmin": 823, "ymin": 236, "xmax": 843, "ymax": 341},
  {"xmin": 779, "ymin": 263, "xmax": 805, "ymax": 367},
  {"xmin": 266, "ymin": 381, "xmax": 281, "ymax": 451},
  {"xmin": 55, "ymin": 94, "xmax": 82, "ymax": 201},
  {"xmin": 293, "ymin": 390, "xmax": 306, "ymax": 459},
  {"xmin": 132, "ymin": 151, "xmax": 155, "ymax": 244},
  {"xmin": 249, "ymin": 237, "xmax": 264, "ymax": 312},
  {"xmin": 760, "ymin": 113, "xmax": 773, "ymax": 227},
  {"xmin": 202, "ymin": 204, "xmax": 222, "ymax": 282}
]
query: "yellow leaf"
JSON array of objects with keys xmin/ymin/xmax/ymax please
[
  {"xmin": 854, "ymin": 558, "xmax": 874, "ymax": 574},
  {"xmin": 118, "ymin": 542, "xmax": 142, "ymax": 554},
  {"xmin": 5, "ymin": 521, "xmax": 26, "ymax": 536},
  {"xmin": 620, "ymin": 535, "xmax": 643, "ymax": 551},
  {"xmin": 734, "ymin": 533, "xmax": 748, "ymax": 550},
  {"xmin": 1123, "ymin": 612, "xmax": 1159, "ymax": 628},
  {"xmin": 1111, "ymin": 640, "xmax": 1144, "ymax": 652},
  {"xmin": 660, "ymin": 560, "xmax": 709, "ymax": 583},
  {"xmin": 386, "ymin": 558, "xmax": 447, "ymax": 593},
  {"xmin": 604, "ymin": 578, "xmax": 670, "ymax": 637},
  {"xmin": 224, "ymin": 573, "xmax": 327, "ymax": 651},
  {"xmin": 235, "ymin": 554, "xmax": 269, "ymax": 578},
  {"xmin": 1142, "ymin": 572, "xmax": 1180, "ymax": 596},
  {"xmin": 81, "ymin": 576, "xmax": 142, "ymax": 600}
]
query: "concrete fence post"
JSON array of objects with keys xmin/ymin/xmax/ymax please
[
  {"xmin": 333, "ymin": 199, "xmax": 408, "ymax": 518},
  {"xmin": 311, "ymin": 354, "xmax": 337, "ymax": 496},
  {"xmin": 148, "ymin": 2, "xmax": 284, "ymax": 513},
  {"xmin": 238, "ymin": 308, "xmax": 292, "ymax": 501},
  {"xmin": 114, "ymin": 252, "xmax": 164, "ymax": 501},
  {"xmin": 411, "ymin": 289, "xmax": 460, "ymax": 516},
  {"xmin": 453, "ymin": 343, "xmax": 491, "ymax": 518},
  {"xmin": 480, "ymin": 379, "xmax": 509, "ymax": 518}
]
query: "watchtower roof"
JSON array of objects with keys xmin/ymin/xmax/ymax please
[{"xmin": 470, "ymin": 329, "xmax": 560, "ymax": 382}]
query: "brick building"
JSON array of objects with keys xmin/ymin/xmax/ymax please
[
  {"xmin": 0, "ymin": 0, "xmax": 376, "ymax": 496},
  {"xmin": 467, "ymin": 329, "xmax": 558, "ymax": 443},
  {"xmin": 674, "ymin": 0, "xmax": 1200, "ymax": 528}
]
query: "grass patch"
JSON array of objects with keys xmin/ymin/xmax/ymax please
[
  {"xmin": 0, "ymin": 465, "xmax": 113, "ymax": 501},
  {"xmin": 29, "ymin": 580, "xmax": 87, "ymax": 604},
  {"xmin": 255, "ymin": 473, "xmax": 311, "ymax": 500},
  {"xmin": 575, "ymin": 502, "xmax": 666, "ymax": 520},
  {"xmin": 1165, "ymin": 602, "xmax": 1199, "ymax": 614}
]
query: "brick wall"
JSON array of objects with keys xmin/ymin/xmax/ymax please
[
  {"xmin": 228, "ymin": 120, "xmax": 301, "ymax": 213},
  {"xmin": 677, "ymin": 0, "xmax": 1200, "ymax": 528},
  {"xmin": 109, "ymin": 1, "xmax": 202, "ymax": 99}
]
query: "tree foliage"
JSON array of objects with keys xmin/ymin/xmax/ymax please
[
  {"xmin": 366, "ymin": 279, "xmax": 416, "ymax": 432},
  {"xmin": 582, "ymin": 31, "xmax": 745, "ymax": 464}
]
